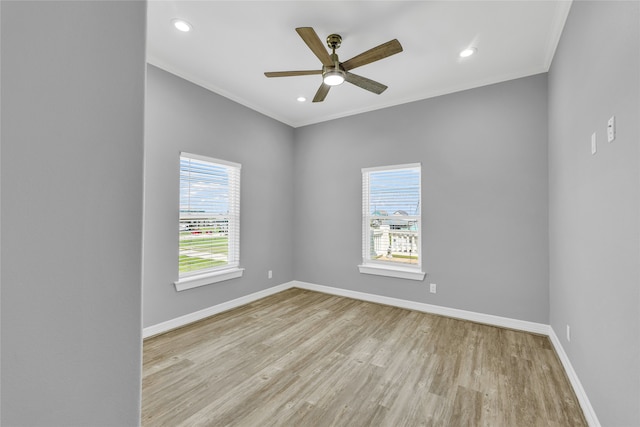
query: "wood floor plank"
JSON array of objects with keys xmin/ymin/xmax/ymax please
[{"xmin": 142, "ymin": 288, "xmax": 587, "ymax": 426}]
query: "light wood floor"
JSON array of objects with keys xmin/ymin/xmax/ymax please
[{"xmin": 142, "ymin": 288, "xmax": 586, "ymax": 426}]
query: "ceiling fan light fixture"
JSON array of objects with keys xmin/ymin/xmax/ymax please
[{"xmin": 323, "ymin": 68, "xmax": 345, "ymax": 86}]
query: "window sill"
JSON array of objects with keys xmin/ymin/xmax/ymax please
[
  {"xmin": 358, "ymin": 264, "xmax": 426, "ymax": 281},
  {"xmin": 174, "ymin": 267, "xmax": 244, "ymax": 291}
]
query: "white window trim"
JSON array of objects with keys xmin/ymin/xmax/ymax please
[
  {"xmin": 360, "ymin": 162, "xmax": 426, "ymax": 281},
  {"xmin": 357, "ymin": 263, "xmax": 426, "ymax": 281},
  {"xmin": 174, "ymin": 267, "xmax": 245, "ymax": 292},
  {"xmin": 181, "ymin": 152, "xmax": 241, "ymax": 169},
  {"xmin": 362, "ymin": 163, "xmax": 421, "ymax": 173}
]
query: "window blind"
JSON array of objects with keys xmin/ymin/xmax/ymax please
[{"xmin": 179, "ymin": 153, "xmax": 241, "ymax": 277}]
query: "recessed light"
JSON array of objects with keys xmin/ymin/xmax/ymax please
[
  {"xmin": 172, "ymin": 19, "xmax": 192, "ymax": 32},
  {"xmin": 297, "ymin": 96, "xmax": 307, "ymax": 102},
  {"xmin": 460, "ymin": 47, "xmax": 477, "ymax": 58}
]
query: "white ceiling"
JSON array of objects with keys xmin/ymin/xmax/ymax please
[{"xmin": 147, "ymin": 1, "xmax": 572, "ymax": 128}]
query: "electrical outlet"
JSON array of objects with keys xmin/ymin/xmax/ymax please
[
  {"xmin": 566, "ymin": 325, "xmax": 571, "ymax": 342},
  {"xmin": 430, "ymin": 283, "xmax": 436, "ymax": 294},
  {"xmin": 268, "ymin": 270, "xmax": 273, "ymax": 279}
]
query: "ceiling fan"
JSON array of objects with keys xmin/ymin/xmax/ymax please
[{"xmin": 264, "ymin": 27, "xmax": 403, "ymax": 102}]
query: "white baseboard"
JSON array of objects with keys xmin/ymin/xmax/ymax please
[
  {"xmin": 142, "ymin": 282, "xmax": 292, "ymax": 338},
  {"xmin": 291, "ymin": 280, "xmax": 550, "ymax": 335},
  {"xmin": 548, "ymin": 328, "xmax": 601, "ymax": 427},
  {"xmin": 143, "ymin": 279, "xmax": 598, "ymax": 427}
]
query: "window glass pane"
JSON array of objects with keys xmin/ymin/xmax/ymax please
[
  {"xmin": 368, "ymin": 168, "xmax": 420, "ymax": 216},
  {"xmin": 363, "ymin": 165, "xmax": 420, "ymax": 267},
  {"xmin": 368, "ymin": 218, "xmax": 420, "ymax": 265},
  {"xmin": 179, "ymin": 155, "xmax": 240, "ymax": 276}
]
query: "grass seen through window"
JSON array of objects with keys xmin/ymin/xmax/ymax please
[{"xmin": 179, "ymin": 231, "xmax": 229, "ymax": 273}]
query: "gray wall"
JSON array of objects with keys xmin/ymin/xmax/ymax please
[
  {"xmin": 548, "ymin": 1, "xmax": 640, "ymax": 425},
  {"xmin": 143, "ymin": 65, "xmax": 295, "ymax": 327},
  {"xmin": 1, "ymin": 1, "xmax": 146, "ymax": 425},
  {"xmin": 293, "ymin": 74, "xmax": 550, "ymax": 323}
]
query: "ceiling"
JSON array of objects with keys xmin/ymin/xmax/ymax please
[{"xmin": 147, "ymin": 1, "xmax": 572, "ymax": 128}]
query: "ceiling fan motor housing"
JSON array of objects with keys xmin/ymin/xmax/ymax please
[{"xmin": 324, "ymin": 35, "xmax": 345, "ymax": 86}]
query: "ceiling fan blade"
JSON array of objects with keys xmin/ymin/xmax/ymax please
[
  {"xmin": 264, "ymin": 70, "xmax": 322, "ymax": 78},
  {"xmin": 341, "ymin": 39, "xmax": 403, "ymax": 71},
  {"xmin": 312, "ymin": 83, "xmax": 331, "ymax": 102},
  {"xmin": 345, "ymin": 72, "xmax": 387, "ymax": 94},
  {"xmin": 296, "ymin": 27, "xmax": 333, "ymax": 67}
]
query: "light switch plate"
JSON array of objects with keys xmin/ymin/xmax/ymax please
[
  {"xmin": 607, "ymin": 116, "xmax": 616, "ymax": 142},
  {"xmin": 591, "ymin": 133, "xmax": 597, "ymax": 155}
]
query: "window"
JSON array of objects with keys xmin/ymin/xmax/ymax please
[
  {"xmin": 174, "ymin": 153, "xmax": 243, "ymax": 291},
  {"xmin": 359, "ymin": 163, "xmax": 425, "ymax": 281}
]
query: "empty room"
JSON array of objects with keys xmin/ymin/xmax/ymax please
[{"xmin": 1, "ymin": 1, "xmax": 638, "ymax": 426}]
